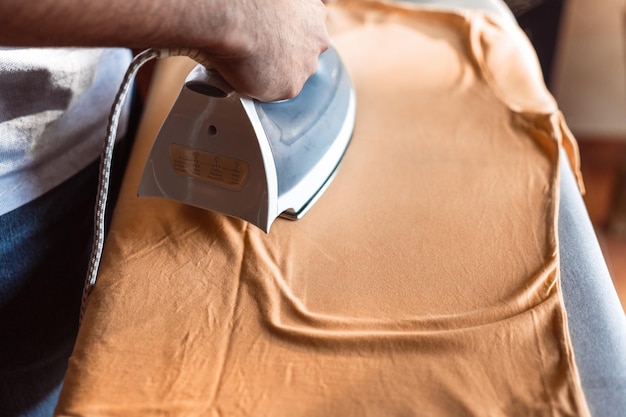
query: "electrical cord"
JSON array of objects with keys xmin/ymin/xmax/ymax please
[{"xmin": 80, "ymin": 48, "xmax": 210, "ymax": 321}]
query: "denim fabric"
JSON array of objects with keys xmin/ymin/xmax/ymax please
[
  {"xmin": 0, "ymin": 158, "xmax": 98, "ymax": 417},
  {"xmin": 559, "ymin": 153, "xmax": 626, "ymax": 417},
  {"xmin": 0, "ymin": 88, "xmax": 138, "ymax": 416}
]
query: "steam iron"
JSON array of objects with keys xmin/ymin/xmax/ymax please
[{"xmin": 138, "ymin": 45, "xmax": 356, "ymax": 232}]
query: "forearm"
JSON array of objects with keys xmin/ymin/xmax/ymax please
[
  {"xmin": 0, "ymin": 0, "xmax": 330, "ymax": 101},
  {"xmin": 0, "ymin": 0, "xmax": 231, "ymax": 50}
]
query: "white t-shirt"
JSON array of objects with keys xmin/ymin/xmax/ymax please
[{"xmin": 0, "ymin": 47, "xmax": 132, "ymax": 215}]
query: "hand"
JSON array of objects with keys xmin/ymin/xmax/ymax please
[
  {"xmin": 0, "ymin": 0, "xmax": 331, "ymax": 102},
  {"xmin": 205, "ymin": 0, "xmax": 331, "ymax": 102}
]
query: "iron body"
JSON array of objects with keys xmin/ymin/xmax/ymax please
[{"xmin": 138, "ymin": 46, "xmax": 356, "ymax": 232}]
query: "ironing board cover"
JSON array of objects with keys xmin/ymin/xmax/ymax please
[{"xmin": 56, "ymin": 1, "xmax": 590, "ymax": 415}]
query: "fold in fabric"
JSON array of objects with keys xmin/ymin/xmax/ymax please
[{"xmin": 56, "ymin": 1, "xmax": 590, "ymax": 416}]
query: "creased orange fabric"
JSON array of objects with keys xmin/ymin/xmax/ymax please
[{"xmin": 56, "ymin": 1, "xmax": 590, "ymax": 416}]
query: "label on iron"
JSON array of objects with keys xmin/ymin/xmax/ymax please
[{"xmin": 169, "ymin": 144, "xmax": 249, "ymax": 191}]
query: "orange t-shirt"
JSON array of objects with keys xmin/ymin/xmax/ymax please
[{"xmin": 56, "ymin": 1, "xmax": 590, "ymax": 416}]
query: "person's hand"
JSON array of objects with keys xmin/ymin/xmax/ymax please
[
  {"xmin": 0, "ymin": 0, "xmax": 331, "ymax": 102},
  {"xmin": 204, "ymin": 0, "xmax": 331, "ymax": 102}
]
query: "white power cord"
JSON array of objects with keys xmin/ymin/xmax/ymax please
[{"xmin": 80, "ymin": 48, "xmax": 210, "ymax": 321}]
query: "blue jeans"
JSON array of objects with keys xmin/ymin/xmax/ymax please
[
  {"xmin": 0, "ymin": 158, "xmax": 99, "ymax": 417},
  {"xmin": 0, "ymin": 95, "xmax": 138, "ymax": 417}
]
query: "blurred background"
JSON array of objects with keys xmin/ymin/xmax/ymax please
[{"xmin": 510, "ymin": 0, "xmax": 626, "ymax": 312}]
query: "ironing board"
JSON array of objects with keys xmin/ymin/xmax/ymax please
[{"xmin": 57, "ymin": 2, "xmax": 624, "ymax": 416}]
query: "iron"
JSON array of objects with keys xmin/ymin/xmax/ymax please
[{"xmin": 138, "ymin": 45, "xmax": 356, "ymax": 232}]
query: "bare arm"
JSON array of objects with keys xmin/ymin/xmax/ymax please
[{"xmin": 0, "ymin": 0, "xmax": 330, "ymax": 101}]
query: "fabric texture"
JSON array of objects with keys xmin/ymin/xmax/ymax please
[
  {"xmin": 56, "ymin": 1, "xmax": 590, "ymax": 415},
  {"xmin": 0, "ymin": 47, "xmax": 131, "ymax": 216}
]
